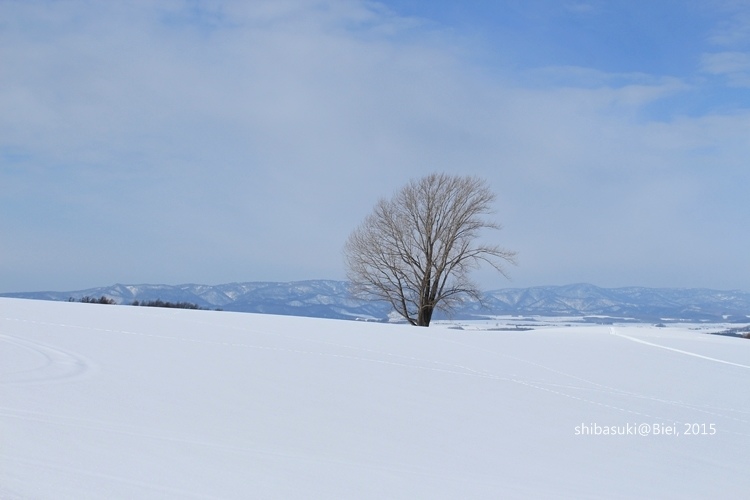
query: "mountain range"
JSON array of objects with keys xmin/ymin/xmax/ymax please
[{"xmin": 3, "ymin": 281, "xmax": 750, "ymax": 323}]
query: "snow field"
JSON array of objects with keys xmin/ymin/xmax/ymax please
[{"xmin": 1, "ymin": 298, "xmax": 749, "ymax": 499}]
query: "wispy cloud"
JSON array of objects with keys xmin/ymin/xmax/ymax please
[
  {"xmin": 701, "ymin": 1, "xmax": 750, "ymax": 85},
  {"xmin": 1, "ymin": 0, "xmax": 749, "ymax": 291},
  {"xmin": 701, "ymin": 51, "xmax": 750, "ymax": 85},
  {"xmin": 708, "ymin": 1, "xmax": 750, "ymax": 47}
]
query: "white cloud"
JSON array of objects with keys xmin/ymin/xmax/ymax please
[
  {"xmin": 708, "ymin": 1, "xmax": 750, "ymax": 47},
  {"xmin": 701, "ymin": 51, "xmax": 750, "ymax": 85},
  {"xmin": 701, "ymin": 1, "xmax": 750, "ymax": 86},
  {"xmin": 1, "ymin": 0, "xmax": 749, "ymax": 291}
]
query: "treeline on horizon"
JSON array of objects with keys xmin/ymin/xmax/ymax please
[
  {"xmin": 69, "ymin": 296, "xmax": 221, "ymax": 311},
  {"xmin": 720, "ymin": 325, "xmax": 750, "ymax": 339}
]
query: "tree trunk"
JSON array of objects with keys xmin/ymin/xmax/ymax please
[{"xmin": 417, "ymin": 305, "xmax": 434, "ymax": 326}]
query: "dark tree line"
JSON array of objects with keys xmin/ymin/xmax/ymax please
[
  {"xmin": 70, "ymin": 296, "xmax": 116, "ymax": 305},
  {"xmin": 131, "ymin": 299, "xmax": 207, "ymax": 310},
  {"xmin": 68, "ymin": 296, "xmax": 218, "ymax": 310}
]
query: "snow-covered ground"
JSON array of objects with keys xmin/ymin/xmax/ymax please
[{"xmin": 1, "ymin": 298, "xmax": 748, "ymax": 499}]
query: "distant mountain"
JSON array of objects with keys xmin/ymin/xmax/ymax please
[
  {"xmin": 3, "ymin": 281, "xmax": 750, "ymax": 323},
  {"xmin": 2, "ymin": 280, "xmax": 392, "ymax": 321},
  {"xmin": 474, "ymin": 284, "xmax": 750, "ymax": 322}
]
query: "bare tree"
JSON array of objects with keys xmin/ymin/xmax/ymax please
[{"xmin": 344, "ymin": 173, "xmax": 517, "ymax": 326}]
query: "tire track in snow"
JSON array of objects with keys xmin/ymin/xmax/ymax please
[
  {"xmin": 5, "ymin": 314, "xmax": 747, "ymax": 435},
  {"xmin": 4, "ymin": 315, "xmax": 667, "ymax": 422},
  {"xmin": 609, "ymin": 327, "xmax": 750, "ymax": 369},
  {"xmin": 223, "ymin": 324, "xmax": 750, "ymax": 431},
  {"xmin": 262, "ymin": 327, "xmax": 684, "ymax": 422},
  {"xmin": 0, "ymin": 333, "xmax": 92, "ymax": 385},
  {"xmin": 1, "ymin": 317, "xmax": 501, "ymax": 380},
  {"xmin": 411, "ymin": 329, "xmax": 750, "ymax": 432}
]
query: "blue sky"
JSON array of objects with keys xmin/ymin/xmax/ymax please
[{"xmin": 1, "ymin": 0, "xmax": 749, "ymax": 293}]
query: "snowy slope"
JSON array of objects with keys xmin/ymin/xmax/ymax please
[{"xmin": 1, "ymin": 298, "xmax": 748, "ymax": 499}]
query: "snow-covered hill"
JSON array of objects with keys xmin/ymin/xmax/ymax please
[
  {"xmin": 4, "ymin": 281, "xmax": 750, "ymax": 322},
  {"xmin": 480, "ymin": 283, "xmax": 750, "ymax": 322},
  {"xmin": 1, "ymin": 298, "xmax": 748, "ymax": 498},
  {"xmin": 1, "ymin": 280, "xmax": 392, "ymax": 321}
]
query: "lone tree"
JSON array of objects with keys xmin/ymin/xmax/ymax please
[{"xmin": 344, "ymin": 173, "xmax": 517, "ymax": 326}]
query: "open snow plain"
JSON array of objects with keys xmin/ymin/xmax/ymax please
[{"xmin": 1, "ymin": 298, "xmax": 748, "ymax": 499}]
